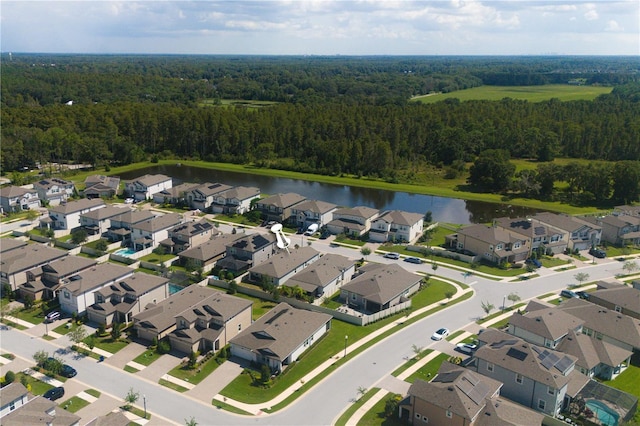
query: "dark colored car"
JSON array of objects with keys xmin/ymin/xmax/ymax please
[
  {"xmin": 60, "ymin": 364, "xmax": 77, "ymax": 378},
  {"xmin": 561, "ymin": 289, "xmax": 579, "ymax": 299},
  {"xmin": 404, "ymin": 257, "xmax": 423, "ymax": 264},
  {"xmin": 589, "ymin": 247, "xmax": 607, "ymax": 259},
  {"xmin": 575, "ymin": 291, "xmax": 590, "ymax": 300},
  {"xmin": 43, "ymin": 386, "xmax": 65, "ymax": 401},
  {"xmin": 525, "ymin": 258, "xmax": 542, "ymax": 268}
]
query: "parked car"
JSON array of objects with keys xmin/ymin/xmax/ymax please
[
  {"xmin": 404, "ymin": 257, "xmax": 423, "ymax": 264},
  {"xmin": 575, "ymin": 291, "xmax": 590, "ymax": 300},
  {"xmin": 383, "ymin": 252, "xmax": 400, "ymax": 260},
  {"xmin": 525, "ymin": 258, "xmax": 542, "ymax": 268},
  {"xmin": 456, "ymin": 342, "xmax": 478, "ymax": 354},
  {"xmin": 431, "ymin": 327, "xmax": 450, "ymax": 341},
  {"xmin": 45, "ymin": 311, "xmax": 60, "ymax": 323},
  {"xmin": 560, "ymin": 289, "xmax": 579, "ymax": 299},
  {"xmin": 43, "ymin": 386, "xmax": 65, "ymax": 401},
  {"xmin": 60, "ymin": 364, "xmax": 77, "ymax": 378},
  {"xmin": 589, "ymin": 247, "xmax": 607, "ymax": 259}
]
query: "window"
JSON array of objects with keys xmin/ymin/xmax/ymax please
[
  {"xmin": 538, "ymin": 399, "xmax": 546, "ymax": 410},
  {"xmin": 64, "ymin": 291, "xmax": 70, "ymax": 300},
  {"xmin": 516, "ymin": 373, "xmax": 524, "ymax": 384},
  {"xmin": 615, "ymin": 305, "xmax": 622, "ymax": 313},
  {"xmin": 487, "ymin": 362, "xmax": 494, "ymax": 372},
  {"xmin": 10, "ymin": 401, "xmax": 15, "ymax": 411},
  {"xmin": 548, "ymin": 387, "xmax": 555, "ymax": 396},
  {"xmin": 445, "ymin": 410, "xmax": 453, "ymax": 418},
  {"xmin": 238, "ymin": 324, "xmax": 242, "ymax": 332}
]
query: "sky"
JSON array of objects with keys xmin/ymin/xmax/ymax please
[{"xmin": 1, "ymin": 1, "xmax": 638, "ymax": 56}]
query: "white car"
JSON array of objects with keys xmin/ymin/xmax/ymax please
[
  {"xmin": 456, "ymin": 342, "xmax": 478, "ymax": 354},
  {"xmin": 431, "ymin": 328, "xmax": 450, "ymax": 341}
]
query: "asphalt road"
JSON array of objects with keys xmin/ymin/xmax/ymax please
[{"xmin": 0, "ymin": 254, "xmax": 627, "ymax": 425}]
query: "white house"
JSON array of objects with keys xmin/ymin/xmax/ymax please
[
  {"xmin": 124, "ymin": 174, "xmax": 172, "ymax": 201},
  {"xmin": 369, "ymin": 210, "xmax": 424, "ymax": 243},
  {"xmin": 44, "ymin": 198, "xmax": 105, "ymax": 231},
  {"xmin": 0, "ymin": 186, "xmax": 40, "ymax": 213},
  {"xmin": 33, "ymin": 178, "xmax": 75, "ymax": 206},
  {"xmin": 210, "ymin": 186, "xmax": 261, "ymax": 214},
  {"xmin": 130, "ymin": 212, "xmax": 183, "ymax": 251},
  {"xmin": 187, "ymin": 182, "xmax": 232, "ymax": 211}
]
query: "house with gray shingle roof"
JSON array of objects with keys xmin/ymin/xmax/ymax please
[
  {"xmin": 20, "ymin": 255, "xmax": 97, "ymax": 301},
  {"xmin": 0, "ymin": 185, "xmax": 40, "ymax": 213},
  {"xmin": 0, "ymin": 382, "xmax": 80, "ymax": 426},
  {"xmin": 1, "ymin": 244, "xmax": 68, "ymax": 291},
  {"xmin": 216, "ymin": 232, "xmax": 277, "ymax": 273},
  {"xmin": 229, "ymin": 302, "xmax": 331, "ymax": 373},
  {"xmin": 291, "ymin": 199, "xmax": 337, "ymax": 229},
  {"xmin": 169, "ymin": 289, "xmax": 252, "ymax": 354},
  {"xmin": 44, "ymin": 198, "xmax": 105, "ymax": 231},
  {"xmin": 248, "ymin": 246, "xmax": 320, "ymax": 287},
  {"xmin": 327, "ymin": 206, "xmax": 380, "ymax": 238},
  {"xmin": 584, "ymin": 214, "xmax": 640, "ymax": 247},
  {"xmin": 152, "ymin": 182, "xmax": 200, "ymax": 205},
  {"xmin": 80, "ymin": 205, "xmax": 130, "ymax": 236},
  {"xmin": 84, "ymin": 411, "xmax": 129, "ymax": 426},
  {"xmin": 255, "ymin": 192, "xmax": 307, "ymax": 223},
  {"xmin": 445, "ymin": 223, "xmax": 531, "ymax": 265},
  {"xmin": 340, "ymin": 263, "xmax": 422, "ymax": 313},
  {"xmin": 159, "ymin": 218, "xmax": 215, "ymax": 254},
  {"xmin": 124, "ymin": 174, "xmax": 172, "ymax": 201},
  {"xmin": 130, "ymin": 212, "xmax": 183, "ymax": 251},
  {"xmin": 507, "ymin": 301, "xmax": 585, "ymax": 349},
  {"xmin": 401, "ymin": 362, "xmax": 544, "ymax": 426},
  {"xmin": 588, "ymin": 281, "xmax": 640, "ymax": 320},
  {"xmin": 177, "ymin": 233, "xmax": 244, "ymax": 273},
  {"xmin": 211, "ymin": 186, "xmax": 261, "ymax": 215},
  {"xmin": 531, "ymin": 212, "xmax": 601, "ymax": 251},
  {"xmin": 33, "ymin": 178, "xmax": 75, "ymax": 206},
  {"xmin": 493, "ymin": 216, "xmax": 568, "ymax": 255},
  {"xmin": 369, "ymin": 210, "xmax": 424, "ymax": 243},
  {"xmin": 83, "ymin": 174, "xmax": 121, "ymax": 199},
  {"xmin": 106, "ymin": 209, "xmax": 155, "ymax": 244},
  {"xmin": 0, "ymin": 238, "xmax": 28, "ymax": 255},
  {"xmin": 285, "ymin": 254, "xmax": 356, "ymax": 303},
  {"xmin": 187, "ymin": 182, "xmax": 233, "ymax": 211},
  {"xmin": 0, "ymin": 382, "xmax": 29, "ymax": 418}
]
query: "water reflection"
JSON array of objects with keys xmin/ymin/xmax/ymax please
[{"xmin": 118, "ymin": 164, "xmax": 544, "ymax": 224}]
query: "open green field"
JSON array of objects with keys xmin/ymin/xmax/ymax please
[{"xmin": 413, "ymin": 84, "xmax": 613, "ymax": 104}]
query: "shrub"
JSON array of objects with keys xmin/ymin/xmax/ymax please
[
  {"xmin": 4, "ymin": 370, "xmax": 15, "ymax": 385},
  {"xmin": 157, "ymin": 340, "xmax": 171, "ymax": 354}
]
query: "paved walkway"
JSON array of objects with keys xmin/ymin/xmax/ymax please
[
  {"xmin": 186, "ymin": 356, "xmax": 247, "ymax": 402},
  {"xmin": 105, "ymin": 340, "xmax": 147, "ymax": 369}
]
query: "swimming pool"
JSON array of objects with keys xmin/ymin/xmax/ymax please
[
  {"xmin": 169, "ymin": 283, "xmax": 184, "ymax": 295},
  {"xmin": 114, "ymin": 248, "xmax": 136, "ymax": 257},
  {"xmin": 586, "ymin": 400, "xmax": 619, "ymax": 426}
]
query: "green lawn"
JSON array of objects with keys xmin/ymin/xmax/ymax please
[
  {"xmin": 334, "ymin": 387, "xmax": 382, "ymax": 426},
  {"xmin": 159, "ymin": 378, "xmax": 189, "ymax": 392},
  {"xmin": 16, "ymin": 372, "xmax": 53, "ymax": 395},
  {"xmin": 140, "ymin": 252, "xmax": 176, "ymax": 264},
  {"xmin": 540, "ymin": 256, "xmax": 572, "ymax": 268},
  {"xmin": 604, "ymin": 364, "xmax": 640, "ymax": 399},
  {"xmin": 132, "ymin": 349, "xmax": 162, "ymax": 366},
  {"xmin": 357, "ymin": 393, "xmax": 406, "ymax": 426},
  {"xmin": 83, "ymin": 335, "xmax": 129, "ymax": 354},
  {"xmin": 85, "ymin": 388, "xmax": 101, "ymax": 398},
  {"xmin": 60, "ymin": 396, "xmax": 90, "ymax": 413},
  {"xmin": 167, "ymin": 354, "xmax": 224, "ymax": 385},
  {"xmin": 412, "ymin": 84, "xmax": 612, "ymax": 103},
  {"xmin": 10, "ymin": 306, "xmax": 45, "ymax": 325},
  {"xmin": 391, "ymin": 349, "xmax": 434, "ymax": 377},
  {"xmin": 406, "ymin": 353, "xmax": 451, "ymax": 384},
  {"xmin": 124, "ymin": 365, "xmax": 139, "ymax": 373}
]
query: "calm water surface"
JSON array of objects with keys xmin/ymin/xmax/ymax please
[{"xmin": 119, "ymin": 165, "xmax": 545, "ymax": 224}]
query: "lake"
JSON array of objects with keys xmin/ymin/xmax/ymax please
[{"xmin": 118, "ymin": 164, "xmax": 544, "ymax": 224}]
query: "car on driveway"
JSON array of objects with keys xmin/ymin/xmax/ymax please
[
  {"xmin": 525, "ymin": 258, "xmax": 542, "ymax": 268},
  {"xmin": 456, "ymin": 342, "xmax": 478, "ymax": 354},
  {"xmin": 560, "ymin": 289, "xmax": 579, "ymax": 299},
  {"xmin": 404, "ymin": 257, "xmax": 423, "ymax": 264},
  {"xmin": 575, "ymin": 291, "xmax": 590, "ymax": 300},
  {"xmin": 431, "ymin": 328, "xmax": 450, "ymax": 341},
  {"xmin": 60, "ymin": 364, "xmax": 77, "ymax": 378},
  {"xmin": 383, "ymin": 252, "xmax": 400, "ymax": 260},
  {"xmin": 43, "ymin": 386, "xmax": 65, "ymax": 401},
  {"xmin": 589, "ymin": 247, "xmax": 607, "ymax": 258},
  {"xmin": 45, "ymin": 311, "xmax": 60, "ymax": 323}
]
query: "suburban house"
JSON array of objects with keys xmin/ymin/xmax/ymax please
[
  {"xmin": 124, "ymin": 174, "xmax": 172, "ymax": 201},
  {"xmin": 472, "ymin": 328, "xmax": 582, "ymax": 417},
  {"xmin": 493, "ymin": 216, "xmax": 568, "ymax": 255},
  {"xmin": 215, "ymin": 232, "xmax": 277, "ymax": 274},
  {"xmin": 0, "ymin": 185, "xmax": 40, "ymax": 213},
  {"xmin": 255, "ymin": 192, "xmax": 306, "ymax": 223},
  {"xmin": 86, "ymin": 272, "xmax": 170, "ymax": 326},
  {"xmin": 130, "ymin": 212, "xmax": 183, "ymax": 251},
  {"xmin": 177, "ymin": 233, "xmax": 244, "ymax": 273},
  {"xmin": 340, "ymin": 263, "xmax": 422, "ymax": 313},
  {"xmin": 33, "ymin": 178, "xmax": 75, "ymax": 206},
  {"xmin": 210, "ymin": 186, "xmax": 261, "ymax": 214},
  {"xmin": 0, "ymin": 383, "xmax": 80, "ymax": 426},
  {"xmin": 587, "ymin": 281, "xmax": 640, "ymax": 320},
  {"xmin": 369, "ymin": 210, "xmax": 424, "ymax": 243},
  {"xmin": 400, "ymin": 362, "xmax": 544, "ymax": 426},
  {"xmin": 106, "ymin": 209, "xmax": 155, "ymax": 244},
  {"xmin": 168, "ymin": 289, "xmax": 253, "ymax": 354},
  {"xmin": 186, "ymin": 182, "xmax": 232, "ymax": 211},
  {"xmin": 1, "ymin": 245, "xmax": 68, "ymax": 291},
  {"xmin": 531, "ymin": 212, "xmax": 601, "ymax": 251},
  {"xmin": 152, "ymin": 182, "xmax": 199, "ymax": 205},
  {"xmin": 445, "ymin": 223, "xmax": 531, "ymax": 265},
  {"xmin": 57, "ymin": 263, "xmax": 134, "ymax": 315},
  {"xmin": 83, "ymin": 174, "xmax": 121, "ymax": 199},
  {"xmin": 247, "ymin": 246, "xmax": 320, "ymax": 287},
  {"xmin": 19, "ymin": 255, "xmax": 97, "ymax": 301},
  {"xmin": 583, "ymin": 214, "xmax": 640, "ymax": 247},
  {"xmin": 557, "ymin": 297, "xmax": 640, "ymax": 352},
  {"xmin": 43, "ymin": 198, "xmax": 105, "ymax": 231},
  {"xmin": 326, "ymin": 206, "xmax": 380, "ymax": 238},
  {"xmin": 0, "ymin": 239, "xmax": 27, "ymax": 254},
  {"xmin": 85, "ymin": 411, "xmax": 130, "ymax": 426},
  {"xmin": 614, "ymin": 205, "xmax": 640, "ymax": 217},
  {"xmin": 159, "ymin": 219, "xmax": 215, "ymax": 254},
  {"xmin": 80, "ymin": 204, "xmax": 129, "ymax": 236},
  {"xmin": 507, "ymin": 300, "xmax": 585, "ymax": 349},
  {"xmin": 284, "ymin": 253, "xmax": 356, "ymax": 302},
  {"xmin": 229, "ymin": 302, "xmax": 332, "ymax": 373},
  {"xmin": 290, "ymin": 199, "xmax": 337, "ymax": 229}
]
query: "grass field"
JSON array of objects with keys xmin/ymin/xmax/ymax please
[{"xmin": 412, "ymin": 84, "xmax": 613, "ymax": 103}]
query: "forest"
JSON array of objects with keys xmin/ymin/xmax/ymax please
[{"xmin": 1, "ymin": 54, "xmax": 639, "ymax": 206}]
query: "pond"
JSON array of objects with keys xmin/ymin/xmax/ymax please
[{"xmin": 118, "ymin": 164, "xmax": 545, "ymax": 224}]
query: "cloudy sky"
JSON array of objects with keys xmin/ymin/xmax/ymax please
[{"xmin": 1, "ymin": 1, "xmax": 638, "ymax": 55}]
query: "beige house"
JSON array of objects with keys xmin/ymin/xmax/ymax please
[
  {"xmin": 291, "ymin": 199, "xmax": 337, "ymax": 229},
  {"xmin": 446, "ymin": 223, "xmax": 531, "ymax": 265},
  {"xmin": 130, "ymin": 212, "xmax": 183, "ymax": 251},
  {"xmin": 493, "ymin": 216, "xmax": 568, "ymax": 255},
  {"xmin": 106, "ymin": 209, "xmax": 155, "ymax": 244},
  {"xmin": 187, "ymin": 182, "xmax": 232, "ymax": 211},
  {"xmin": 508, "ymin": 300, "xmax": 585, "ymax": 349},
  {"xmin": 80, "ymin": 205, "xmax": 129, "ymax": 236},
  {"xmin": 327, "ymin": 206, "xmax": 379, "ymax": 238},
  {"xmin": 20, "ymin": 255, "xmax": 97, "ymax": 301},
  {"xmin": 152, "ymin": 182, "xmax": 199, "ymax": 205},
  {"xmin": 1, "ymin": 244, "xmax": 68, "ymax": 291},
  {"xmin": 248, "ymin": 246, "xmax": 320, "ymax": 287},
  {"xmin": 159, "ymin": 219, "xmax": 215, "ymax": 254},
  {"xmin": 210, "ymin": 186, "xmax": 261, "ymax": 215},
  {"xmin": 584, "ymin": 214, "xmax": 640, "ymax": 247},
  {"xmin": 531, "ymin": 212, "xmax": 601, "ymax": 251},
  {"xmin": 177, "ymin": 233, "xmax": 245, "ymax": 273},
  {"xmin": 587, "ymin": 281, "xmax": 640, "ymax": 320},
  {"xmin": 216, "ymin": 232, "xmax": 277, "ymax": 274},
  {"xmin": 369, "ymin": 210, "xmax": 424, "ymax": 243},
  {"xmin": 284, "ymin": 253, "xmax": 356, "ymax": 303},
  {"xmin": 83, "ymin": 174, "xmax": 120, "ymax": 199},
  {"xmin": 255, "ymin": 192, "xmax": 306, "ymax": 223}
]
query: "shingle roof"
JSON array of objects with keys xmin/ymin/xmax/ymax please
[
  {"xmin": 169, "ymin": 219, "xmax": 213, "ymax": 238},
  {"xmin": 128, "ymin": 174, "xmax": 171, "ymax": 187},
  {"xmin": 292, "ymin": 199, "xmax": 337, "ymax": 215},
  {"xmin": 333, "ymin": 205, "xmax": 379, "ymax": 220},
  {"xmin": 0, "ymin": 382, "xmax": 28, "ymax": 403},
  {"xmin": 0, "ymin": 185, "xmax": 38, "ymax": 198},
  {"xmin": 96, "ymin": 272, "xmax": 169, "ymax": 298},
  {"xmin": 132, "ymin": 213, "xmax": 183, "ymax": 233},
  {"xmin": 341, "ymin": 263, "xmax": 422, "ymax": 304},
  {"xmin": 60, "ymin": 263, "xmax": 133, "ymax": 296},
  {"xmin": 474, "ymin": 397, "xmax": 545, "ymax": 426},
  {"xmin": 0, "ymin": 245, "xmax": 68, "ymax": 275},
  {"xmin": 285, "ymin": 254, "xmax": 356, "ymax": 293},
  {"xmin": 556, "ymin": 329, "xmax": 632, "ymax": 371},
  {"xmin": 590, "ymin": 283, "xmax": 640, "ymax": 315},
  {"xmin": 227, "ymin": 232, "xmax": 276, "ymax": 252},
  {"xmin": 84, "ymin": 411, "xmax": 130, "ymax": 426},
  {"xmin": 176, "ymin": 290, "xmax": 252, "ymax": 323},
  {"xmin": 258, "ymin": 192, "xmax": 306, "ymax": 208},
  {"xmin": 533, "ymin": 212, "xmax": 600, "ymax": 233},
  {"xmin": 248, "ymin": 246, "xmax": 320, "ymax": 279},
  {"xmin": 509, "ymin": 307, "xmax": 584, "ymax": 341},
  {"xmin": 375, "ymin": 210, "xmax": 423, "ymax": 226},
  {"xmin": 0, "ymin": 238, "xmax": 28, "ymax": 253},
  {"xmin": 192, "ymin": 182, "xmax": 232, "ymax": 197},
  {"xmin": 220, "ymin": 186, "xmax": 260, "ymax": 201},
  {"xmin": 49, "ymin": 198, "xmax": 105, "ymax": 214},
  {"xmin": 112, "ymin": 209, "xmax": 155, "ymax": 225},
  {"xmin": 229, "ymin": 302, "xmax": 331, "ymax": 361},
  {"xmin": 179, "ymin": 233, "xmax": 244, "ymax": 261},
  {"xmin": 81, "ymin": 205, "xmax": 128, "ymax": 220},
  {"xmin": 1, "ymin": 396, "xmax": 81, "ymax": 426},
  {"xmin": 41, "ymin": 255, "xmax": 97, "ymax": 277}
]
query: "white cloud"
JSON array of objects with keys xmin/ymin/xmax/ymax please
[
  {"xmin": 604, "ymin": 20, "xmax": 623, "ymax": 32},
  {"xmin": 584, "ymin": 9, "xmax": 599, "ymax": 20}
]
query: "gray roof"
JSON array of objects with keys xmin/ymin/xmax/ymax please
[
  {"xmin": 176, "ymin": 289, "xmax": 252, "ymax": 324},
  {"xmin": 81, "ymin": 205, "xmax": 128, "ymax": 221},
  {"xmin": 292, "ymin": 199, "xmax": 337, "ymax": 215},
  {"xmin": 60, "ymin": 263, "xmax": 133, "ymax": 296},
  {"xmin": 49, "ymin": 198, "xmax": 105, "ymax": 214},
  {"xmin": 556, "ymin": 329, "xmax": 632, "ymax": 371},
  {"xmin": 493, "ymin": 216, "xmax": 560, "ymax": 240},
  {"xmin": 341, "ymin": 263, "xmax": 422, "ymax": 304},
  {"xmin": 0, "ymin": 238, "xmax": 28, "ymax": 253},
  {"xmin": 590, "ymin": 283, "xmax": 640, "ymax": 315},
  {"xmin": 41, "ymin": 255, "xmax": 97, "ymax": 277},
  {"xmin": 0, "ymin": 245, "xmax": 68, "ymax": 275},
  {"xmin": 227, "ymin": 232, "xmax": 276, "ymax": 252},
  {"xmin": 84, "ymin": 411, "xmax": 130, "ymax": 426},
  {"xmin": 258, "ymin": 192, "xmax": 306, "ymax": 209},
  {"xmin": 111, "ymin": 209, "xmax": 155, "ymax": 225},
  {"xmin": 333, "ymin": 205, "xmax": 379, "ymax": 220},
  {"xmin": 1, "ymin": 395, "xmax": 81, "ymax": 426},
  {"xmin": 476, "ymin": 329, "xmax": 576, "ymax": 389},
  {"xmin": 458, "ymin": 224, "xmax": 528, "ymax": 247},
  {"xmin": 192, "ymin": 182, "xmax": 232, "ymax": 197},
  {"xmin": 127, "ymin": 174, "xmax": 171, "ymax": 187},
  {"xmin": 33, "ymin": 178, "xmax": 74, "ymax": 190},
  {"xmin": 0, "ymin": 382, "xmax": 28, "ymax": 403},
  {"xmin": 229, "ymin": 302, "xmax": 331, "ymax": 361},
  {"xmin": 84, "ymin": 174, "xmax": 120, "ymax": 190},
  {"xmin": 169, "ymin": 219, "xmax": 213, "ymax": 238},
  {"xmin": 179, "ymin": 234, "xmax": 244, "ymax": 262},
  {"xmin": 132, "ymin": 212, "xmax": 183, "ymax": 233},
  {"xmin": 0, "ymin": 185, "xmax": 38, "ymax": 198},
  {"xmin": 95, "ymin": 272, "xmax": 169, "ymax": 298},
  {"xmin": 156, "ymin": 182, "xmax": 199, "ymax": 198},
  {"xmin": 474, "ymin": 397, "xmax": 545, "ymax": 426},
  {"xmin": 285, "ymin": 254, "xmax": 356, "ymax": 293},
  {"xmin": 557, "ymin": 298, "xmax": 640, "ymax": 348},
  {"xmin": 375, "ymin": 210, "xmax": 424, "ymax": 226},
  {"xmin": 220, "ymin": 186, "xmax": 260, "ymax": 201},
  {"xmin": 249, "ymin": 246, "xmax": 320, "ymax": 279},
  {"xmin": 532, "ymin": 212, "xmax": 600, "ymax": 233},
  {"xmin": 509, "ymin": 306, "xmax": 584, "ymax": 341}
]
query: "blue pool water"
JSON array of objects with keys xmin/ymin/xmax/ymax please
[
  {"xmin": 169, "ymin": 283, "xmax": 184, "ymax": 295},
  {"xmin": 114, "ymin": 248, "xmax": 136, "ymax": 257},
  {"xmin": 586, "ymin": 400, "xmax": 619, "ymax": 426}
]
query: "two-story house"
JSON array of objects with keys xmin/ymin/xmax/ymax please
[
  {"xmin": 159, "ymin": 219, "xmax": 214, "ymax": 254},
  {"xmin": 86, "ymin": 272, "xmax": 170, "ymax": 326},
  {"xmin": 130, "ymin": 212, "xmax": 183, "ymax": 251},
  {"xmin": 285, "ymin": 253, "xmax": 356, "ymax": 303},
  {"xmin": 508, "ymin": 300, "xmax": 585, "ymax": 349},
  {"xmin": 0, "ymin": 186, "xmax": 40, "ymax": 213},
  {"xmin": 369, "ymin": 210, "xmax": 424, "ymax": 243},
  {"xmin": 210, "ymin": 186, "xmax": 261, "ymax": 215},
  {"xmin": 19, "ymin": 255, "xmax": 97, "ymax": 301},
  {"xmin": 445, "ymin": 223, "xmax": 531, "ymax": 265},
  {"xmin": 187, "ymin": 182, "xmax": 232, "ymax": 211},
  {"xmin": 215, "ymin": 232, "xmax": 277, "ymax": 274},
  {"xmin": 44, "ymin": 198, "xmax": 105, "ymax": 231},
  {"xmin": 291, "ymin": 199, "xmax": 337, "ymax": 230},
  {"xmin": 0, "ymin": 383, "xmax": 80, "ymax": 426},
  {"xmin": 248, "ymin": 246, "xmax": 320, "ymax": 287},
  {"xmin": 152, "ymin": 182, "xmax": 199, "ymax": 206},
  {"xmin": 124, "ymin": 174, "xmax": 172, "ymax": 201},
  {"xmin": 255, "ymin": 192, "xmax": 306, "ymax": 224},
  {"xmin": 587, "ymin": 281, "xmax": 640, "ymax": 320},
  {"xmin": 531, "ymin": 212, "xmax": 601, "ymax": 251},
  {"xmin": 1, "ymin": 245, "xmax": 68, "ymax": 291},
  {"xmin": 33, "ymin": 178, "xmax": 75, "ymax": 206},
  {"xmin": 83, "ymin": 174, "xmax": 121, "ymax": 199},
  {"xmin": 178, "ymin": 233, "xmax": 244, "ymax": 273},
  {"xmin": 327, "ymin": 206, "xmax": 380, "ymax": 238},
  {"xmin": 106, "ymin": 209, "xmax": 155, "ymax": 244},
  {"xmin": 80, "ymin": 205, "xmax": 129, "ymax": 236},
  {"xmin": 493, "ymin": 216, "xmax": 568, "ymax": 255}
]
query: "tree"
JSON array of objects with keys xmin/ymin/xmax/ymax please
[
  {"xmin": 26, "ymin": 209, "xmax": 39, "ymax": 221},
  {"xmin": 444, "ymin": 289, "xmax": 455, "ymax": 301},
  {"xmin": 86, "ymin": 335, "xmax": 96, "ymax": 351},
  {"xmin": 124, "ymin": 387, "xmax": 139, "ymax": 410},
  {"xmin": 412, "ymin": 344, "xmax": 423, "ymax": 357},
  {"xmin": 111, "ymin": 322, "xmax": 122, "ymax": 340},
  {"xmin": 185, "ymin": 417, "xmax": 198, "ymax": 426},
  {"xmin": 424, "ymin": 211, "xmax": 432, "ymax": 223},
  {"xmin": 431, "ymin": 262, "xmax": 438, "ymax": 273},
  {"xmin": 33, "ymin": 350, "xmax": 49, "ymax": 367},
  {"xmin": 612, "ymin": 161, "xmax": 640, "ymax": 204},
  {"xmin": 507, "ymin": 292, "xmax": 521, "ymax": 306},
  {"xmin": 481, "ymin": 301, "xmax": 495, "ymax": 315},
  {"xmin": 188, "ymin": 351, "xmax": 199, "ymax": 369},
  {"xmin": 69, "ymin": 325, "xmax": 88, "ymax": 346},
  {"xmin": 468, "ymin": 149, "xmax": 515, "ymax": 192},
  {"xmin": 95, "ymin": 239, "xmax": 108, "ymax": 252},
  {"xmin": 360, "ymin": 247, "xmax": 371, "ymax": 259},
  {"xmin": 4, "ymin": 370, "xmax": 15, "ymax": 385},
  {"xmin": 23, "ymin": 294, "xmax": 34, "ymax": 310},
  {"xmin": 384, "ymin": 394, "xmax": 402, "ymax": 417},
  {"xmin": 574, "ymin": 272, "xmax": 590, "ymax": 286},
  {"xmin": 71, "ymin": 228, "xmax": 88, "ymax": 245},
  {"xmin": 357, "ymin": 386, "xmax": 367, "ymax": 400},
  {"xmin": 622, "ymin": 260, "xmax": 638, "ymax": 275}
]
